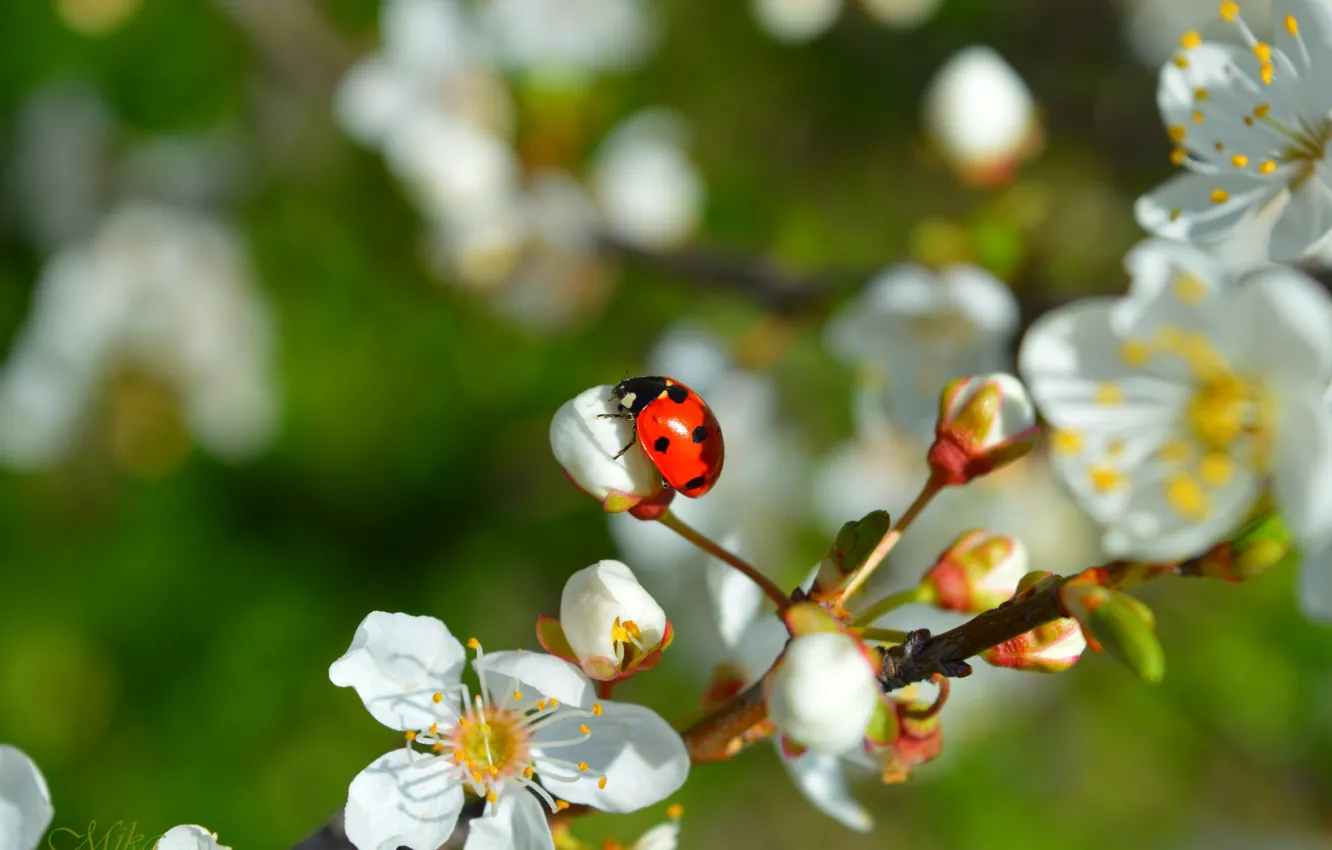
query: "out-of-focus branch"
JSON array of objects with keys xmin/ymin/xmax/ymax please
[{"xmin": 600, "ymin": 235, "xmax": 859, "ymax": 316}]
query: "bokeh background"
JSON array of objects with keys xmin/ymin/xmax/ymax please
[{"xmin": 3, "ymin": 0, "xmax": 1332, "ymax": 848}]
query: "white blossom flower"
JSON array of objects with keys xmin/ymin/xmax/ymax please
[
  {"xmin": 824, "ymin": 263, "xmax": 1019, "ymax": 441},
  {"xmin": 592, "ymin": 110, "xmax": 703, "ymax": 250},
  {"xmin": 929, "ymin": 373, "xmax": 1039, "ymax": 484},
  {"xmin": 331, "ymin": 612, "xmax": 689, "ymax": 850},
  {"xmin": 766, "ymin": 632, "xmax": 879, "ymax": 756},
  {"xmin": 476, "ymin": 0, "xmax": 656, "ymax": 77},
  {"xmin": 751, "ymin": 0, "xmax": 842, "ymax": 42},
  {"xmin": 923, "ymin": 46, "xmax": 1041, "ymax": 187},
  {"xmin": 0, "ymin": 745, "xmax": 53, "ymax": 850},
  {"xmin": 860, "ymin": 0, "xmax": 942, "ymax": 29},
  {"xmin": 555, "ymin": 560, "xmax": 670, "ymax": 679},
  {"xmin": 1135, "ymin": 0, "xmax": 1332, "ymax": 262},
  {"xmin": 0, "ymin": 203, "xmax": 278, "ymax": 470},
  {"xmin": 1123, "ymin": 0, "xmax": 1271, "ymax": 68},
  {"xmin": 550, "ymin": 385, "xmax": 665, "ymax": 511},
  {"xmin": 155, "ymin": 825, "xmax": 232, "ymax": 850},
  {"xmin": 1018, "ymin": 238, "xmax": 1332, "ymax": 561}
]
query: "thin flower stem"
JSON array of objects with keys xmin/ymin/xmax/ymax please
[
  {"xmin": 852, "ymin": 585, "xmax": 931, "ymax": 627},
  {"xmin": 655, "ymin": 510, "xmax": 790, "ymax": 610},
  {"xmin": 857, "ymin": 626, "xmax": 911, "ymax": 644},
  {"xmin": 836, "ymin": 476, "xmax": 944, "ymax": 605}
]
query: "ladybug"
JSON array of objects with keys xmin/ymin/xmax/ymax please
[{"xmin": 603, "ymin": 376, "xmax": 725, "ymax": 497}]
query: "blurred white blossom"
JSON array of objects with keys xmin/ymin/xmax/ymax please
[
  {"xmin": 592, "ymin": 110, "xmax": 704, "ymax": 250},
  {"xmin": 1019, "ymin": 239, "xmax": 1332, "ymax": 561},
  {"xmin": 0, "ymin": 745, "xmax": 53, "ymax": 850},
  {"xmin": 1122, "ymin": 0, "xmax": 1271, "ymax": 68},
  {"xmin": 767, "ymin": 632, "xmax": 880, "ymax": 755},
  {"xmin": 860, "ymin": 0, "xmax": 942, "ymax": 28},
  {"xmin": 476, "ymin": 0, "xmax": 656, "ymax": 78},
  {"xmin": 155, "ymin": 826, "xmax": 232, "ymax": 850},
  {"xmin": 751, "ymin": 0, "xmax": 942, "ymax": 41},
  {"xmin": 824, "ymin": 263, "xmax": 1019, "ymax": 442},
  {"xmin": 0, "ymin": 204, "xmax": 279, "ymax": 470},
  {"xmin": 923, "ymin": 45, "xmax": 1041, "ymax": 188}
]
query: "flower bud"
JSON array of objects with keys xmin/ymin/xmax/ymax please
[
  {"xmin": 981, "ymin": 617, "xmax": 1085, "ymax": 673},
  {"xmin": 766, "ymin": 632, "xmax": 880, "ymax": 756},
  {"xmin": 813, "ymin": 509, "xmax": 892, "ymax": 597},
  {"xmin": 539, "ymin": 560, "xmax": 671, "ymax": 681},
  {"xmin": 921, "ymin": 529, "xmax": 1026, "ymax": 613},
  {"xmin": 550, "ymin": 385, "xmax": 670, "ymax": 512},
  {"xmin": 751, "ymin": 0, "xmax": 840, "ymax": 43},
  {"xmin": 923, "ymin": 45, "xmax": 1042, "ymax": 188},
  {"xmin": 876, "ymin": 687, "xmax": 945, "ymax": 784},
  {"xmin": 1059, "ymin": 579, "xmax": 1164, "ymax": 684},
  {"xmin": 1186, "ymin": 510, "xmax": 1296, "ymax": 583},
  {"xmin": 928, "ymin": 373, "xmax": 1038, "ymax": 486}
]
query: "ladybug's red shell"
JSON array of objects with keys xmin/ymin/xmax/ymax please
[{"xmin": 610, "ymin": 376, "xmax": 724, "ymax": 497}]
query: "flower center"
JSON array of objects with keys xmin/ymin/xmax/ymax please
[
  {"xmin": 451, "ymin": 705, "xmax": 530, "ymax": 783},
  {"xmin": 1186, "ymin": 372, "xmax": 1259, "ymax": 451}
]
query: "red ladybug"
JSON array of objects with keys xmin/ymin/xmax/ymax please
[{"xmin": 604, "ymin": 376, "xmax": 725, "ymax": 497}]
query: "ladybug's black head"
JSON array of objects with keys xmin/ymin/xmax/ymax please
[{"xmin": 610, "ymin": 375, "xmax": 669, "ymax": 415}]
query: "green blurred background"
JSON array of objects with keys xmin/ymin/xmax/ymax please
[{"xmin": 2, "ymin": 0, "xmax": 1331, "ymax": 848}]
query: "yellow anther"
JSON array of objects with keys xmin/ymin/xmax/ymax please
[
  {"xmin": 513, "ymin": 691, "xmax": 523, "ymax": 701},
  {"xmin": 487, "ymin": 791, "xmax": 498, "ymax": 804},
  {"xmin": 598, "ymin": 777, "xmax": 608, "ymax": 789},
  {"xmin": 1231, "ymin": 154, "xmax": 1249, "ymax": 168},
  {"xmin": 1286, "ymin": 15, "xmax": 1299, "ymax": 35},
  {"xmin": 1261, "ymin": 160, "xmax": 1277, "ymax": 174},
  {"xmin": 1254, "ymin": 103, "xmax": 1271, "ymax": 118},
  {"xmin": 429, "ymin": 723, "xmax": 439, "ymax": 734},
  {"xmin": 549, "ymin": 699, "xmax": 558, "ymax": 707},
  {"xmin": 1173, "ymin": 272, "xmax": 1208, "ymax": 304},
  {"xmin": 592, "ymin": 703, "xmax": 603, "ymax": 716},
  {"xmin": 1107, "ymin": 438, "xmax": 1127, "ymax": 457},
  {"xmin": 579, "ymin": 724, "xmax": 591, "ymax": 735},
  {"xmin": 1171, "ymin": 147, "xmax": 1188, "ymax": 166},
  {"xmin": 1244, "ymin": 115, "xmax": 1255, "ymax": 126},
  {"xmin": 489, "ymin": 765, "xmax": 499, "ymax": 776},
  {"xmin": 1121, "ymin": 339, "xmax": 1151, "ymax": 367},
  {"xmin": 1181, "ymin": 30, "xmax": 1203, "ymax": 49},
  {"xmin": 1175, "ymin": 54, "xmax": 1190, "ymax": 68},
  {"xmin": 536, "ymin": 700, "xmax": 546, "ymax": 711},
  {"xmin": 1194, "ymin": 87, "xmax": 1209, "ymax": 101},
  {"xmin": 1211, "ymin": 188, "xmax": 1230, "ymax": 203},
  {"xmin": 432, "ymin": 742, "xmax": 445, "ymax": 753},
  {"xmin": 1261, "ymin": 62, "xmax": 1274, "ymax": 84},
  {"xmin": 405, "ymin": 730, "xmax": 416, "ymax": 742},
  {"xmin": 472, "ymin": 771, "xmax": 483, "ymax": 784},
  {"xmin": 1052, "ymin": 429, "xmax": 1083, "ymax": 455},
  {"xmin": 667, "ymin": 803, "xmax": 685, "ymax": 820},
  {"xmin": 1199, "ymin": 452, "xmax": 1234, "ymax": 488},
  {"xmin": 1089, "ymin": 466, "xmax": 1125, "ymax": 493},
  {"xmin": 1220, "ymin": 1, "xmax": 1239, "ymax": 21},
  {"xmin": 524, "ymin": 766, "xmax": 534, "ymax": 778},
  {"xmin": 1192, "ymin": 110, "xmax": 1205, "ymax": 123},
  {"xmin": 466, "ymin": 638, "xmax": 480, "ymax": 650},
  {"xmin": 556, "ymin": 800, "xmax": 571, "ymax": 811},
  {"xmin": 1166, "ymin": 472, "xmax": 1209, "ymax": 519},
  {"xmin": 578, "ymin": 761, "xmax": 589, "ymax": 771},
  {"xmin": 1094, "ymin": 382, "xmax": 1124, "ymax": 405},
  {"xmin": 459, "ymin": 717, "xmax": 470, "ymax": 728},
  {"xmin": 1167, "ymin": 124, "xmax": 1187, "ymax": 143},
  {"xmin": 1170, "ymin": 208, "xmax": 1182, "ymax": 221},
  {"xmin": 1155, "ymin": 325, "xmax": 1183, "ymax": 350},
  {"xmin": 432, "ymin": 692, "xmax": 444, "ymax": 704},
  {"xmin": 1253, "ymin": 42, "xmax": 1272, "ymax": 61},
  {"xmin": 1213, "ymin": 140, "xmax": 1225, "ymax": 152},
  {"xmin": 1158, "ymin": 439, "xmax": 1193, "ymax": 465}
]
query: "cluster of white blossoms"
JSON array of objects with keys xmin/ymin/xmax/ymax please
[
  {"xmin": 335, "ymin": 0, "xmax": 703, "ymax": 331},
  {"xmin": 751, "ymin": 0, "xmax": 943, "ymax": 43},
  {"xmin": 0, "ymin": 203, "xmax": 278, "ymax": 471},
  {"xmin": 0, "ymin": 744, "xmax": 229, "ymax": 850}
]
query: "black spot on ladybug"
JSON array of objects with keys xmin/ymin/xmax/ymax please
[
  {"xmin": 653, "ymin": 436, "xmax": 670, "ymax": 454},
  {"xmin": 691, "ymin": 425, "xmax": 709, "ymax": 444},
  {"xmin": 665, "ymin": 384, "xmax": 689, "ymax": 403},
  {"xmin": 684, "ymin": 475, "xmax": 707, "ymax": 491}
]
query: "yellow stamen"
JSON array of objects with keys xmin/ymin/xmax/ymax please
[
  {"xmin": 432, "ymin": 742, "xmax": 445, "ymax": 753},
  {"xmin": 1171, "ymin": 147, "xmax": 1188, "ymax": 166},
  {"xmin": 1181, "ymin": 30, "xmax": 1202, "ymax": 49},
  {"xmin": 556, "ymin": 800, "xmax": 571, "ymax": 811},
  {"xmin": 598, "ymin": 777, "xmax": 608, "ymax": 789},
  {"xmin": 1170, "ymin": 208, "xmax": 1182, "ymax": 221},
  {"xmin": 1260, "ymin": 160, "xmax": 1277, "ymax": 174},
  {"xmin": 579, "ymin": 724, "xmax": 591, "ymax": 735},
  {"xmin": 1194, "ymin": 87, "xmax": 1209, "ymax": 101},
  {"xmin": 466, "ymin": 638, "xmax": 480, "ymax": 649},
  {"xmin": 1253, "ymin": 42, "xmax": 1272, "ymax": 62},
  {"xmin": 1121, "ymin": 339, "xmax": 1151, "ymax": 367},
  {"xmin": 667, "ymin": 803, "xmax": 685, "ymax": 820},
  {"xmin": 432, "ymin": 692, "xmax": 444, "ymax": 704},
  {"xmin": 513, "ymin": 691, "xmax": 523, "ymax": 700},
  {"xmin": 1052, "ymin": 429, "xmax": 1083, "ymax": 455},
  {"xmin": 429, "ymin": 723, "xmax": 438, "ymax": 734},
  {"xmin": 1095, "ymin": 382, "xmax": 1124, "ymax": 405},
  {"xmin": 1089, "ymin": 466, "xmax": 1125, "ymax": 493},
  {"xmin": 1254, "ymin": 103, "xmax": 1271, "ymax": 118},
  {"xmin": 1158, "ymin": 439, "xmax": 1193, "ymax": 465},
  {"xmin": 1166, "ymin": 472, "xmax": 1209, "ymax": 519},
  {"xmin": 1175, "ymin": 54, "xmax": 1190, "ymax": 69},
  {"xmin": 1220, "ymin": 1, "xmax": 1238, "ymax": 21},
  {"xmin": 1261, "ymin": 62, "xmax": 1274, "ymax": 84},
  {"xmin": 1167, "ymin": 124, "xmax": 1187, "ymax": 143},
  {"xmin": 1192, "ymin": 110, "xmax": 1205, "ymax": 123},
  {"xmin": 487, "ymin": 791, "xmax": 498, "ymax": 804},
  {"xmin": 578, "ymin": 761, "xmax": 589, "ymax": 771},
  {"xmin": 1199, "ymin": 452, "xmax": 1234, "ymax": 488},
  {"xmin": 1286, "ymin": 15, "xmax": 1299, "ymax": 36},
  {"xmin": 592, "ymin": 703, "xmax": 603, "ymax": 716},
  {"xmin": 1211, "ymin": 188, "xmax": 1230, "ymax": 203},
  {"xmin": 1230, "ymin": 154, "xmax": 1248, "ymax": 168},
  {"xmin": 1173, "ymin": 272, "xmax": 1209, "ymax": 304},
  {"xmin": 524, "ymin": 766, "xmax": 534, "ymax": 778},
  {"xmin": 405, "ymin": 730, "xmax": 416, "ymax": 742}
]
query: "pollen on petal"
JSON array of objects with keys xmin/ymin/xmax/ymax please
[
  {"xmin": 1230, "ymin": 154, "xmax": 1248, "ymax": 168},
  {"xmin": 1088, "ymin": 465, "xmax": 1125, "ymax": 493},
  {"xmin": 1210, "ymin": 189, "xmax": 1229, "ymax": 203},
  {"xmin": 1154, "ymin": 324, "xmax": 1183, "ymax": 350},
  {"xmin": 1244, "ymin": 115, "xmax": 1255, "ymax": 126},
  {"xmin": 1052, "ymin": 429, "xmax": 1083, "ymax": 455},
  {"xmin": 1199, "ymin": 452, "xmax": 1234, "ymax": 487},
  {"xmin": 1170, "ymin": 208, "xmax": 1182, "ymax": 221},
  {"xmin": 1175, "ymin": 54, "xmax": 1190, "ymax": 68}
]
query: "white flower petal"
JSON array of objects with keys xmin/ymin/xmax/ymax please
[
  {"xmin": 777, "ymin": 749, "xmax": 873, "ymax": 833},
  {"xmin": 1297, "ymin": 544, "xmax": 1332, "ymax": 621},
  {"xmin": 0, "ymin": 746, "xmax": 52, "ymax": 850},
  {"xmin": 1275, "ymin": 0, "xmax": 1332, "ymax": 116},
  {"xmin": 560, "ymin": 560, "xmax": 667, "ymax": 663},
  {"xmin": 344, "ymin": 750, "xmax": 463, "ymax": 850},
  {"xmin": 767, "ymin": 632, "xmax": 879, "ymax": 756},
  {"xmin": 1135, "ymin": 171, "xmax": 1282, "ymax": 243},
  {"xmin": 939, "ymin": 264, "xmax": 1020, "ymax": 338},
  {"xmin": 1232, "ymin": 265, "xmax": 1332, "ymax": 385},
  {"xmin": 1269, "ymin": 175, "xmax": 1332, "ymax": 261},
  {"xmin": 751, "ymin": 0, "xmax": 841, "ymax": 42},
  {"xmin": 154, "ymin": 825, "xmax": 232, "ymax": 850},
  {"xmin": 704, "ymin": 556, "xmax": 763, "ymax": 648},
  {"xmin": 631, "ymin": 821, "xmax": 681, "ymax": 850},
  {"xmin": 923, "ymin": 45, "xmax": 1035, "ymax": 172},
  {"xmin": 1273, "ymin": 392, "xmax": 1332, "ymax": 547},
  {"xmin": 477, "ymin": 651, "xmax": 596, "ymax": 708},
  {"xmin": 329, "ymin": 612, "xmax": 466, "ymax": 732},
  {"xmin": 550, "ymin": 385, "xmax": 663, "ymax": 505},
  {"xmin": 532, "ymin": 701, "xmax": 689, "ymax": 813},
  {"xmin": 463, "ymin": 790, "xmax": 554, "ymax": 850}
]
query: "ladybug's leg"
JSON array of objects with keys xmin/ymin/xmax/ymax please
[
  {"xmin": 611, "ymin": 438, "xmax": 637, "ymax": 460},
  {"xmin": 596, "ymin": 412, "xmax": 634, "ymax": 420}
]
